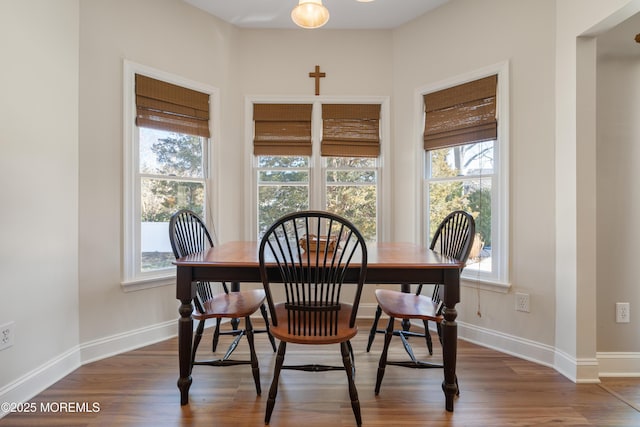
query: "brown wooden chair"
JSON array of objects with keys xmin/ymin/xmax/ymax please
[
  {"xmin": 367, "ymin": 210, "xmax": 476, "ymax": 355},
  {"xmin": 259, "ymin": 211, "xmax": 368, "ymax": 426},
  {"xmin": 169, "ymin": 209, "xmax": 272, "ymax": 395},
  {"xmin": 371, "ymin": 210, "xmax": 475, "ymax": 396}
]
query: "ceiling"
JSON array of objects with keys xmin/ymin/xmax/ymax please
[
  {"xmin": 183, "ymin": 1, "xmax": 639, "ymax": 57},
  {"xmin": 597, "ymin": 12, "xmax": 640, "ymax": 58},
  {"xmin": 183, "ymin": 0, "xmax": 449, "ymax": 30}
]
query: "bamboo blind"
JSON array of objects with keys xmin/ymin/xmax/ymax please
[
  {"xmin": 321, "ymin": 104, "xmax": 381, "ymax": 157},
  {"xmin": 253, "ymin": 104, "xmax": 313, "ymax": 156},
  {"xmin": 424, "ymin": 75, "xmax": 497, "ymax": 151},
  {"xmin": 135, "ymin": 74, "xmax": 210, "ymax": 138}
]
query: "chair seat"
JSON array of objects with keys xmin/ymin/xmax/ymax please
[
  {"xmin": 375, "ymin": 289, "xmax": 443, "ymax": 322},
  {"xmin": 269, "ymin": 302, "xmax": 358, "ymax": 345},
  {"xmin": 193, "ymin": 289, "xmax": 266, "ymax": 320}
]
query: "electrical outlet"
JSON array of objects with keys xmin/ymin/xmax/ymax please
[
  {"xmin": 515, "ymin": 293, "xmax": 530, "ymax": 312},
  {"xmin": 616, "ymin": 302, "xmax": 630, "ymax": 323},
  {"xmin": 0, "ymin": 322, "xmax": 14, "ymax": 351}
]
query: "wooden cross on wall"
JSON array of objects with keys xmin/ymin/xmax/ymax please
[{"xmin": 309, "ymin": 65, "xmax": 326, "ymax": 96}]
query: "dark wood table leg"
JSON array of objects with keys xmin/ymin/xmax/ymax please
[
  {"xmin": 441, "ymin": 269, "xmax": 460, "ymax": 412},
  {"xmin": 231, "ymin": 281, "xmax": 240, "ymax": 330},
  {"xmin": 176, "ymin": 267, "xmax": 195, "ymax": 405},
  {"xmin": 400, "ymin": 283, "xmax": 411, "ymax": 331}
]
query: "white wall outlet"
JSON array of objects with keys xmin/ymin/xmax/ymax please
[
  {"xmin": 515, "ymin": 292, "xmax": 530, "ymax": 313},
  {"xmin": 0, "ymin": 321, "xmax": 15, "ymax": 351},
  {"xmin": 616, "ymin": 302, "xmax": 630, "ymax": 323}
]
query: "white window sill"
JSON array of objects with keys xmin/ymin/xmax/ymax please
[{"xmin": 121, "ymin": 274, "xmax": 176, "ymax": 292}]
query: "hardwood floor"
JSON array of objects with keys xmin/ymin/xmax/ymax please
[{"xmin": 2, "ymin": 320, "xmax": 640, "ymax": 426}]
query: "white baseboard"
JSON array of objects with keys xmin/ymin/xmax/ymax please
[
  {"xmin": 597, "ymin": 352, "xmax": 640, "ymax": 377},
  {"xmin": 79, "ymin": 319, "xmax": 178, "ymax": 364},
  {"xmin": 457, "ymin": 320, "xmax": 556, "ymax": 367},
  {"xmin": 0, "ymin": 346, "xmax": 81, "ymax": 419},
  {"xmin": 385, "ymin": 317, "xmax": 603, "ymax": 383},
  {"xmin": 358, "ymin": 303, "xmax": 380, "ymax": 319},
  {"xmin": 458, "ymin": 320, "xmax": 601, "ymax": 383},
  {"xmin": 72, "ymin": 306, "xmax": 639, "ymax": 383},
  {"xmin": 362, "ymin": 305, "xmax": 575, "ymax": 378},
  {"xmin": 0, "ymin": 319, "xmax": 178, "ymax": 420}
]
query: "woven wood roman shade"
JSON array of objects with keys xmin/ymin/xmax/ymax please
[
  {"xmin": 135, "ymin": 74, "xmax": 210, "ymax": 138},
  {"xmin": 423, "ymin": 75, "xmax": 497, "ymax": 151},
  {"xmin": 321, "ymin": 104, "xmax": 381, "ymax": 157},
  {"xmin": 253, "ymin": 104, "xmax": 313, "ymax": 156}
]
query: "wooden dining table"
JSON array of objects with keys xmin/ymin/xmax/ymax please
[{"xmin": 174, "ymin": 241, "xmax": 464, "ymax": 412}]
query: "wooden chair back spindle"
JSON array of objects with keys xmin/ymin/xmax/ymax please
[
  {"xmin": 429, "ymin": 210, "xmax": 476, "ymax": 305},
  {"xmin": 169, "ymin": 210, "xmax": 214, "ymax": 314}
]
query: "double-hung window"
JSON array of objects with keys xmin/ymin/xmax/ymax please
[
  {"xmin": 251, "ymin": 100, "xmax": 386, "ymax": 242},
  {"xmin": 422, "ymin": 66, "xmax": 509, "ymax": 287},
  {"xmin": 123, "ymin": 62, "xmax": 216, "ymax": 288}
]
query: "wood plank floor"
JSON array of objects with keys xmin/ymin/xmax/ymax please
[{"xmin": 2, "ymin": 320, "xmax": 640, "ymax": 426}]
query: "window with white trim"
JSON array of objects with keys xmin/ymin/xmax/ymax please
[
  {"xmin": 252, "ymin": 100, "xmax": 386, "ymax": 242},
  {"xmin": 422, "ymin": 67, "xmax": 509, "ymax": 286},
  {"xmin": 123, "ymin": 62, "xmax": 216, "ymax": 287}
]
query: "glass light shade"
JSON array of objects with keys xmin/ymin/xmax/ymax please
[{"xmin": 291, "ymin": 0, "xmax": 330, "ymax": 29}]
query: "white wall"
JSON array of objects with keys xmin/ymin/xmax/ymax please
[
  {"xmin": 235, "ymin": 30, "xmax": 392, "ymax": 97},
  {"xmin": 597, "ymin": 55, "xmax": 640, "ymax": 352},
  {"xmin": 392, "ymin": 0, "xmax": 558, "ymax": 358},
  {"xmin": 0, "ymin": 0, "xmax": 80, "ymax": 406},
  {"xmin": 555, "ymin": 0, "xmax": 640, "ymax": 381},
  {"xmin": 77, "ymin": 0, "xmax": 237, "ymax": 351}
]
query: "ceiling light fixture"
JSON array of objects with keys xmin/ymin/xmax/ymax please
[{"xmin": 291, "ymin": 0, "xmax": 330, "ymax": 29}]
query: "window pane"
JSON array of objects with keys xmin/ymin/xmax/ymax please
[
  {"xmin": 141, "ymin": 178, "xmax": 205, "ymax": 271},
  {"xmin": 325, "ymin": 156, "xmax": 378, "ymax": 241},
  {"xmin": 258, "ymin": 185, "xmax": 309, "ymax": 237},
  {"xmin": 428, "ymin": 140, "xmax": 494, "ymax": 275},
  {"xmin": 140, "ymin": 223, "xmax": 175, "ymax": 272},
  {"xmin": 465, "ymin": 180, "xmax": 492, "ymax": 273},
  {"xmin": 430, "ymin": 141, "xmax": 494, "ymax": 178},
  {"xmin": 140, "ymin": 128, "xmax": 204, "ymax": 178},
  {"xmin": 326, "ymin": 185, "xmax": 377, "ymax": 242},
  {"xmin": 259, "ymin": 170, "xmax": 309, "ymax": 183},
  {"xmin": 326, "ymin": 157, "xmax": 376, "ymax": 168},
  {"xmin": 257, "ymin": 155, "xmax": 310, "ymax": 238},
  {"xmin": 258, "ymin": 156, "xmax": 309, "ymax": 168},
  {"xmin": 326, "ymin": 170, "xmax": 375, "ymax": 183}
]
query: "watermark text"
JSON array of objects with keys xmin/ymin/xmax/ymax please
[{"xmin": 1, "ymin": 401, "xmax": 100, "ymax": 414}]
